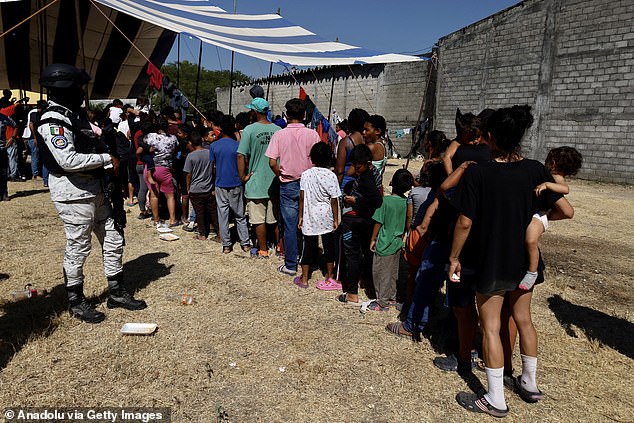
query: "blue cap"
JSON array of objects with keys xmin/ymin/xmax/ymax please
[{"xmin": 245, "ymin": 97, "xmax": 269, "ymax": 113}]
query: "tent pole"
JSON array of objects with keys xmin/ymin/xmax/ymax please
[
  {"xmin": 74, "ymin": 0, "xmax": 88, "ymax": 101},
  {"xmin": 177, "ymin": 33, "xmax": 180, "ymax": 87},
  {"xmin": 194, "ymin": 39, "xmax": 202, "ymax": 108},
  {"xmin": 229, "ymin": 51, "xmax": 234, "ymax": 115},
  {"xmin": 37, "ymin": 0, "xmax": 44, "ymax": 98},
  {"xmin": 266, "ymin": 62, "xmax": 273, "ymax": 101},
  {"xmin": 265, "ymin": 7, "xmax": 279, "ymax": 102},
  {"xmin": 228, "ymin": 0, "xmax": 237, "ymax": 115},
  {"xmin": 327, "ymin": 70, "xmax": 335, "ymax": 122}
]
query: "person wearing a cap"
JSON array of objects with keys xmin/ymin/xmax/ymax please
[
  {"xmin": 237, "ymin": 97, "xmax": 281, "ymax": 258},
  {"xmin": 37, "ymin": 63, "xmax": 146, "ymax": 323},
  {"xmin": 249, "ymin": 85, "xmax": 272, "ymax": 122},
  {"xmin": 22, "ymin": 100, "xmax": 48, "ymax": 181}
]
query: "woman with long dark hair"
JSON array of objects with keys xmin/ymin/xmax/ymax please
[{"xmin": 448, "ymin": 105, "xmax": 573, "ymax": 417}]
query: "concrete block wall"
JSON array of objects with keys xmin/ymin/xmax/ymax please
[
  {"xmin": 216, "ymin": 61, "xmax": 429, "ymax": 155},
  {"xmin": 436, "ymin": 0, "xmax": 634, "ymax": 184}
]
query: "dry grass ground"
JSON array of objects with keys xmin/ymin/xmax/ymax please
[{"xmin": 0, "ymin": 160, "xmax": 632, "ymax": 422}]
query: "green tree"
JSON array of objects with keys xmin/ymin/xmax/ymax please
[{"xmin": 156, "ymin": 60, "xmax": 250, "ymax": 112}]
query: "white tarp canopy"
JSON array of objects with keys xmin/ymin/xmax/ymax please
[
  {"xmin": 92, "ymin": 0, "xmax": 422, "ymax": 66},
  {"xmin": 0, "ymin": 0, "xmax": 421, "ymax": 97}
]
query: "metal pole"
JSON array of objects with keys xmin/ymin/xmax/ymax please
[
  {"xmin": 74, "ymin": 0, "xmax": 88, "ymax": 101},
  {"xmin": 229, "ymin": 51, "xmax": 234, "ymax": 115},
  {"xmin": 177, "ymin": 33, "xmax": 180, "ymax": 86},
  {"xmin": 228, "ymin": 0, "xmax": 237, "ymax": 114},
  {"xmin": 266, "ymin": 62, "xmax": 273, "ymax": 100},
  {"xmin": 194, "ymin": 39, "xmax": 202, "ymax": 108},
  {"xmin": 327, "ymin": 70, "xmax": 335, "ymax": 122}
]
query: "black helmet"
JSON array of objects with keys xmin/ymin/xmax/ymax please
[{"xmin": 39, "ymin": 63, "xmax": 91, "ymax": 89}]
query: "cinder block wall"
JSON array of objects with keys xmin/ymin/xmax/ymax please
[
  {"xmin": 436, "ymin": 0, "xmax": 634, "ymax": 184},
  {"xmin": 216, "ymin": 61, "xmax": 430, "ymax": 155}
]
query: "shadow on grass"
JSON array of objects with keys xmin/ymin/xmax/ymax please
[
  {"xmin": 8, "ymin": 188, "xmax": 49, "ymax": 200},
  {"xmin": 0, "ymin": 252, "xmax": 171, "ymax": 370},
  {"xmin": 548, "ymin": 294, "xmax": 634, "ymax": 359}
]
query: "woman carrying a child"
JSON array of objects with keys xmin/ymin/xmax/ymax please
[{"xmin": 448, "ymin": 105, "xmax": 574, "ymax": 417}]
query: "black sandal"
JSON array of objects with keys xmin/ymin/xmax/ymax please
[
  {"xmin": 385, "ymin": 322, "xmax": 413, "ymax": 339},
  {"xmin": 456, "ymin": 392, "xmax": 509, "ymax": 418},
  {"xmin": 514, "ymin": 376, "xmax": 544, "ymax": 403}
]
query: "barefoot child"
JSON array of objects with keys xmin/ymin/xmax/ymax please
[
  {"xmin": 295, "ymin": 142, "xmax": 342, "ymax": 289},
  {"xmin": 520, "ymin": 146, "xmax": 583, "ymax": 290}
]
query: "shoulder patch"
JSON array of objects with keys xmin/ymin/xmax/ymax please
[
  {"xmin": 50, "ymin": 126, "xmax": 64, "ymax": 136},
  {"xmin": 51, "ymin": 135, "xmax": 69, "ymax": 149}
]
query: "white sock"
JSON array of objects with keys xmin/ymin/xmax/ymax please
[
  {"xmin": 519, "ymin": 271, "xmax": 538, "ymax": 290},
  {"xmin": 520, "ymin": 354, "xmax": 538, "ymax": 392},
  {"xmin": 484, "ymin": 367, "xmax": 506, "ymax": 410}
]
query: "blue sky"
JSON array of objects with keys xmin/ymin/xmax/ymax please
[{"xmin": 166, "ymin": 0, "xmax": 521, "ymax": 78}]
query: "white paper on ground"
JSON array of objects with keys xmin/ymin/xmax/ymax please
[{"xmin": 120, "ymin": 323, "xmax": 158, "ymax": 335}]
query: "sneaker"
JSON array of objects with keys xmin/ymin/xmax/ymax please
[
  {"xmin": 433, "ymin": 354, "xmax": 474, "ymax": 373},
  {"xmin": 70, "ymin": 300, "xmax": 106, "ymax": 324},
  {"xmin": 277, "ymin": 264, "xmax": 297, "ymax": 276},
  {"xmin": 107, "ymin": 290, "xmax": 147, "ymax": 310},
  {"xmin": 255, "ymin": 250, "xmax": 270, "ymax": 259},
  {"xmin": 182, "ymin": 221, "xmax": 197, "ymax": 232}
]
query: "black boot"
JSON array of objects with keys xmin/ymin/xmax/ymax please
[
  {"xmin": 107, "ymin": 273, "xmax": 147, "ymax": 310},
  {"xmin": 67, "ymin": 284, "xmax": 106, "ymax": 324}
]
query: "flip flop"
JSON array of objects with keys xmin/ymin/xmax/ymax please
[
  {"xmin": 456, "ymin": 392, "xmax": 509, "ymax": 418},
  {"xmin": 316, "ymin": 278, "xmax": 342, "ymax": 291},
  {"xmin": 384, "ymin": 322, "xmax": 413, "ymax": 339},
  {"xmin": 336, "ymin": 293, "xmax": 359, "ymax": 305},
  {"xmin": 293, "ymin": 276, "xmax": 308, "ymax": 289},
  {"xmin": 514, "ymin": 376, "xmax": 544, "ymax": 403}
]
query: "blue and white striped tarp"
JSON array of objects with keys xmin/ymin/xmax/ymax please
[{"xmin": 92, "ymin": 0, "xmax": 422, "ymax": 66}]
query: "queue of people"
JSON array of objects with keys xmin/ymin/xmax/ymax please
[{"xmin": 14, "ymin": 63, "xmax": 583, "ymax": 417}]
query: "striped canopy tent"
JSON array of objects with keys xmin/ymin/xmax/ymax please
[
  {"xmin": 0, "ymin": 0, "xmax": 176, "ymax": 99},
  {"xmin": 0, "ymin": 0, "xmax": 421, "ymax": 99}
]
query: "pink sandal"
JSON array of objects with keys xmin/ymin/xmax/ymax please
[{"xmin": 316, "ymin": 278, "xmax": 342, "ymax": 291}]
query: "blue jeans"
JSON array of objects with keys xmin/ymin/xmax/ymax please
[
  {"xmin": 403, "ymin": 239, "xmax": 450, "ymax": 334},
  {"xmin": 27, "ymin": 139, "xmax": 39, "ymax": 177},
  {"xmin": 7, "ymin": 142, "xmax": 18, "ymax": 179},
  {"xmin": 42, "ymin": 165, "xmax": 49, "ymax": 186},
  {"xmin": 0, "ymin": 147, "xmax": 8, "ymax": 198},
  {"xmin": 279, "ymin": 179, "xmax": 300, "ymax": 271}
]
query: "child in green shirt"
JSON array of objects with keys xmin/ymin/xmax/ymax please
[{"xmin": 368, "ymin": 169, "xmax": 414, "ymax": 311}]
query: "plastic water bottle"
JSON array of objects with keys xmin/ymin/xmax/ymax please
[
  {"xmin": 11, "ymin": 284, "xmax": 48, "ymax": 301},
  {"xmin": 180, "ymin": 294, "xmax": 194, "ymax": 305}
]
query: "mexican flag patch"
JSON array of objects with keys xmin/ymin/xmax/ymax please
[{"xmin": 50, "ymin": 126, "xmax": 64, "ymax": 136}]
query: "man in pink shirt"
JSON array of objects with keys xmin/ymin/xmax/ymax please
[{"xmin": 266, "ymin": 98, "xmax": 320, "ymax": 275}]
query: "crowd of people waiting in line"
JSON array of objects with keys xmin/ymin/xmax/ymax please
[{"xmin": 1, "ymin": 83, "xmax": 584, "ymax": 417}]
